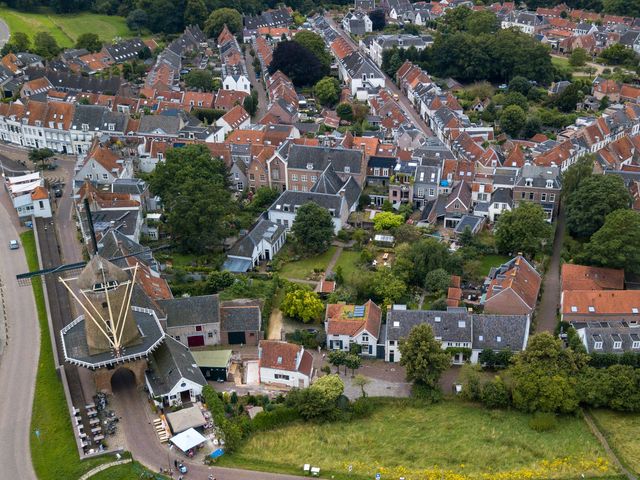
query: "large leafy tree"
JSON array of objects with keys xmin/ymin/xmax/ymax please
[
  {"xmin": 369, "ymin": 9, "xmax": 386, "ymax": 30},
  {"xmin": 184, "ymin": 70, "xmax": 215, "ymax": 91},
  {"xmin": 495, "ymin": 202, "xmax": 552, "ymax": 258},
  {"xmin": 561, "ymin": 154, "xmax": 594, "ymax": 199},
  {"xmin": 268, "ymin": 41, "xmax": 327, "ymax": 87},
  {"xmin": 581, "ymin": 209, "xmax": 640, "ymax": 274},
  {"xmin": 566, "ymin": 175, "xmax": 631, "ymax": 238},
  {"xmin": 184, "ymin": 0, "xmax": 208, "ymax": 28},
  {"xmin": 149, "ymin": 144, "xmax": 233, "ymax": 253},
  {"xmin": 204, "ymin": 8, "xmax": 242, "ymax": 38},
  {"xmin": 280, "ymin": 286, "xmax": 324, "ymax": 323},
  {"xmin": 291, "ymin": 202, "xmax": 334, "ymax": 254},
  {"xmin": 314, "ymin": 77, "xmax": 340, "ymax": 106},
  {"xmin": 425, "ymin": 268, "xmax": 450, "ymax": 295},
  {"xmin": 399, "ymin": 324, "xmax": 451, "ymax": 390},
  {"xmin": 0, "ymin": 31, "xmax": 30, "ymax": 55},
  {"xmin": 293, "ymin": 30, "xmax": 331, "ymax": 69},
  {"xmin": 499, "ymin": 105, "xmax": 526, "ymax": 137},
  {"xmin": 373, "ymin": 211, "xmax": 404, "ymax": 231},
  {"xmin": 510, "ymin": 333, "xmax": 588, "ymax": 413},
  {"xmin": 393, "ymin": 238, "xmax": 455, "ymax": 287},
  {"xmin": 33, "ymin": 32, "xmax": 60, "ymax": 59},
  {"xmin": 75, "ymin": 33, "xmax": 102, "ymax": 53}
]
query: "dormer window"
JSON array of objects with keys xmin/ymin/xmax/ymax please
[
  {"xmin": 108, "ymin": 123, "xmax": 115, "ymax": 131},
  {"xmin": 496, "ymin": 336, "xmax": 502, "ymax": 343},
  {"xmin": 613, "ymin": 341, "xmax": 622, "ymax": 349},
  {"xmin": 633, "ymin": 341, "xmax": 640, "ymax": 349},
  {"xmin": 434, "ymin": 316, "xmax": 441, "ymax": 322},
  {"xmin": 344, "ymin": 166, "xmax": 351, "ymax": 173},
  {"xmin": 594, "ymin": 341, "xmax": 603, "ymax": 350},
  {"xmin": 546, "ymin": 179, "xmax": 554, "ymax": 189},
  {"xmin": 82, "ymin": 123, "xmax": 89, "ymax": 132},
  {"xmin": 525, "ymin": 178, "xmax": 533, "ymax": 187},
  {"xmin": 458, "ymin": 320, "xmax": 466, "ymax": 328},
  {"xmin": 588, "ymin": 306, "xmax": 595, "ymax": 313},
  {"xmin": 306, "ymin": 163, "xmax": 313, "ymax": 170}
]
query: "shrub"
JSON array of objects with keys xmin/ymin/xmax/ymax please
[
  {"xmin": 252, "ymin": 406, "xmax": 300, "ymax": 431},
  {"xmin": 481, "ymin": 377, "xmax": 511, "ymax": 409},
  {"xmin": 351, "ymin": 397, "xmax": 374, "ymax": 419},
  {"xmin": 528, "ymin": 412, "xmax": 557, "ymax": 432}
]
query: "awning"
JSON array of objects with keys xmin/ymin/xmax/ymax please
[
  {"xmin": 166, "ymin": 406, "xmax": 207, "ymax": 434},
  {"xmin": 170, "ymin": 428, "xmax": 207, "ymax": 452}
]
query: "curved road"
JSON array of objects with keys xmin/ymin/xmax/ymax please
[
  {"xmin": 0, "ymin": 18, "xmax": 9, "ymax": 47},
  {"xmin": 0, "ymin": 199, "xmax": 39, "ymax": 480}
]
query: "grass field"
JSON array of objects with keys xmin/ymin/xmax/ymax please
[
  {"xmin": 591, "ymin": 409, "xmax": 640, "ymax": 475},
  {"xmin": 219, "ymin": 399, "xmax": 613, "ymax": 480},
  {"xmin": 478, "ymin": 254, "xmax": 510, "ymax": 276},
  {"xmin": 333, "ymin": 249, "xmax": 361, "ymax": 280},
  {"xmin": 22, "ymin": 231, "xmax": 109, "ymax": 479},
  {"xmin": 0, "ymin": 7, "xmax": 133, "ymax": 48},
  {"xmin": 278, "ymin": 246, "xmax": 337, "ymax": 279}
]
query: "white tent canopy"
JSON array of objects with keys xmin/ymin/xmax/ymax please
[
  {"xmin": 7, "ymin": 172, "xmax": 39, "ymax": 184},
  {"xmin": 170, "ymin": 428, "xmax": 207, "ymax": 453},
  {"xmin": 8, "ymin": 180, "xmax": 41, "ymax": 194}
]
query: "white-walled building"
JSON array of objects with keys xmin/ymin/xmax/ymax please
[{"xmin": 258, "ymin": 340, "xmax": 314, "ymax": 388}]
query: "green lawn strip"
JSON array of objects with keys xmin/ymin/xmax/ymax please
[
  {"xmin": 333, "ymin": 249, "xmax": 361, "ymax": 281},
  {"xmin": 219, "ymin": 399, "xmax": 613, "ymax": 479},
  {"xmin": 89, "ymin": 460, "xmax": 167, "ymax": 480},
  {"xmin": 22, "ymin": 231, "xmax": 109, "ymax": 479},
  {"xmin": 0, "ymin": 7, "xmax": 132, "ymax": 47},
  {"xmin": 478, "ymin": 254, "xmax": 510, "ymax": 276},
  {"xmin": 278, "ymin": 246, "xmax": 337, "ymax": 279},
  {"xmin": 590, "ymin": 409, "xmax": 640, "ymax": 476}
]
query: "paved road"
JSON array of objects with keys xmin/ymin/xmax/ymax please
[
  {"xmin": 536, "ymin": 203, "xmax": 566, "ymax": 333},
  {"xmin": 0, "ymin": 18, "xmax": 9, "ymax": 47},
  {"xmin": 323, "ymin": 14, "xmax": 434, "ymax": 138},
  {"xmin": 116, "ymin": 386, "xmax": 308, "ymax": 480},
  {"xmin": 244, "ymin": 48, "xmax": 268, "ymax": 120},
  {"xmin": 0, "ymin": 198, "xmax": 38, "ymax": 480}
]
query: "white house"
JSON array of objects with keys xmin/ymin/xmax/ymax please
[
  {"xmin": 223, "ymin": 219, "xmax": 287, "ymax": 273},
  {"xmin": 215, "ymin": 105, "xmax": 251, "ymax": 137},
  {"xmin": 342, "ymin": 11, "xmax": 373, "ymax": 35},
  {"xmin": 325, "ymin": 300, "xmax": 382, "ymax": 356},
  {"xmin": 385, "ymin": 308, "xmax": 530, "ymax": 365},
  {"xmin": 4, "ymin": 172, "xmax": 52, "ymax": 218},
  {"xmin": 74, "ymin": 141, "xmax": 133, "ymax": 189},
  {"xmin": 258, "ymin": 340, "xmax": 314, "ymax": 388},
  {"xmin": 145, "ymin": 336, "xmax": 208, "ymax": 408},
  {"xmin": 222, "ymin": 71, "xmax": 251, "ymax": 94},
  {"xmin": 338, "ymin": 51, "xmax": 385, "ymax": 97}
]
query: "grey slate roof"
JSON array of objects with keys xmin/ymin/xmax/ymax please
[
  {"xmin": 138, "ymin": 114, "xmax": 182, "ymax": 135},
  {"xmin": 287, "ymin": 144, "xmax": 363, "ymax": 174},
  {"xmin": 310, "ymin": 164, "xmax": 345, "ymax": 195},
  {"xmin": 454, "ymin": 215, "xmax": 484, "ymax": 234},
  {"xmin": 105, "ymin": 38, "xmax": 146, "ymax": 63},
  {"xmin": 29, "ymin": 68, "xmax": 122, "ymax": 95},
  {"xmin": 228, "ymin": 219, "xmax": 286, "ymax": 258},
  {"xmin": 146, "ymin": 336, "xmax": 206, "ymax": 396},
  {"xmin": 97, "ymin": 229, "xmax": 154, "ymax": 266},
  {"xmin": 71, "ymin": 104, "xmax": 128, "ymax": 132},
  {"xmin": 491, "ymin": 187, "xmax": 513, "ymax": 205},
  {"xmin": 573, "ymin": 321, "xmax": 640, "ymax": 354},
  {"xmin": 270, "ymin": 190, "xmax": 344, "ymax": 217},
  {"xmin": 342, "ymin": 51, "xmax": 382, "ymax": 79},
  {"xmin": 157, "ymin": 295, "xmax": 220, "ymax": 328},
  {"xmin": 516, "ymin": 163, "xmax": 561, "ymax": 189},
  {"xmin": 220, "ymin": 299, "xmax": 262, "ymax": 331},
  {"xmin": 472, "ymin": 314, "xmax": 529, "ymax": 350}
]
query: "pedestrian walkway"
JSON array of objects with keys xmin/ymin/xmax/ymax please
[
  {"xmin": 325, "ymin": 246, "xmax": 343, "ymax": 274},
  {"xmin": 79, "ymin": 458, "xmax": 132, "ymax": 480}
]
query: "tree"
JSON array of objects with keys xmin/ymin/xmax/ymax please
[
  {"xmin": 243, "ymin": 93, "xmax": 258, "ymax": 116},
  {"xmin": 248, "ymin": 186, "xmax": 280, "ymax": 213},
  {"xmin": 399, "ymin": 324, "xmax": 451, "ymax": 390},
  {"xmin": 294, "ymin": 374, "xmax": 344, "ymax": 420},
  {"xmin": 293, "ymin": 30, "xmax": 331, "ymax": 69},
  {"xmin": 523, "ymin": 116, "xmax": 542, "ymax": 138},
  {"xmin": 561, "ymin": 154, "xmax": 593, "ymax": 199},
  {"xmin": 373, "ymin": 211, "xmax": 404, "ymax": 231},
  {"xmin": 499, "ymin": 105, "xmax": 526, "ymax": 137},
  {"xmin": 550, "ymin": 82, "xmax": 585, "ymax": 113},
  {"xmin": 184, "ymin": 69, "xmax": 214, "ymax": 91},
  {"xmin": 311, "ymin": 374, "xmax": 344, "ymax": 401},
  {"xmin": 204, "ymin": 8, "xmax": 242, "ymax": 38},
  {"xmin": 369, "ymin": 9, "xmax": 386, "ymax": 30},
  {"xmin": 280, "ymin": 286, "xmax": 324, "ymax": 323},
  {"xmin": 394, "ymin": 224, "xmax": 421, "ymax": 244},
  {"xmin": 336, "ymin": 102, "xmax": 354, "ymax": 122},
  {"xmin": 371, "ymin": 269, "xmax": 407, "ymax": 305},
  {"xmin": 149, "ymin": 144, "xmax": 232, "ymax": 254},
  {"xmin": 511, "ymin": 333, "xmax": 587, "ymax": 414},
  {"xmin": 481, "ymin": 377, "xmax": 511, "ymax": 409},
  {"xmin": 566, "ymin": 175, "xmax": 631, "ymax": 238},
  {"xmin": 581, "ymin": 209, "xmax": 640, "ymax": 274},
  {"xmin": 33, "ymin": 32, "xmax": 60, "ymax": 59},
  {"xmin": 425, "ymin": 268, "xmax": 450, "ymax": 295},
  {"xmin": 1, "ymin": 31, "xmax": 30, "ymax": 55},
  {"xmin": 206, "ymin": 270, "xmax": 235, "ymax": 293},
  {"xmin": 314, "ymin": 77, "xmax": 340, "ymax": 107},
  {"xmin": 127, "ymin": 9, "xmax": 148, "ymax": 32},
  {"xmin": 28, "ymin": 148, "xmax": 55, "ymax": 169},
  {"xmin": 508, "ymin": 75, "xmax": 531, "ymax": 95},
  {"xmin": 344, "ymin": 354, "xmax": 362, "ymax": 376},
  {"xmin": 353, "ymin": 374, "xmax": 371, "ymax": 397},
  {"xmin": 393, "ymin": 238, "xmax": 455, "ymax": 288},
  {"xmin": 268, "ymin": 40, "xmax": 327, "ymax": 87},
  {"xmin": 569, "ymin": 47, "xmax": 589, "ymax": 67},
  {"xmin": 75, "ymin": 33, "xmax": 102, "ymax": 53},
  {"xmin": 184, "ymin": 0, "xmax": 208, "ymax": 28},
  {"xmin": 599, "ymin": 43, "xmax": 638, "ymax": 66},
  {"xmin": 464, "ymin": 10, "xmax": 499, "ymax": 36},
  {"xmin": 599, "ymin": 95, "xmax": 610, "ymax": 111},
  {"xmin": 495, "ymin": 202, "xmax": 552, "ymax": 258},
  {"xmin": 291, "ymin": 202, "xmax": 334, "ymax": 254},
  {"xmin": 327, "ymin": 350, "xmax": 347, "ymax": 374}
]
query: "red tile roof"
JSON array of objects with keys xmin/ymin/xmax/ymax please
[
  {"xmin": 30, "ymin": 186, "xmax": 48, "ymax": 201},
  {"xmin": 561, "ymin": 264, "xmax": 625, "ymax": 291},
  {"xmin": 563, "ymin": 290, "xmax": 640, "ymax": 315},
  {"xmin": 325, "ymin": 300, "xmax": 382, "ymax": 338},
  {"xmin": 259, "ymin": 340, "xmax": 306, "ymax": 373}
]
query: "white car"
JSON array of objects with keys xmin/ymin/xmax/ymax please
[{"xmin": 9, "ymin": 240, "xmax": 19, "ymax": 250}]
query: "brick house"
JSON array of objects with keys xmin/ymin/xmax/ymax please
[{"xmin": 482, "ymin": 255, "xmax": 542, "ymax": 316}]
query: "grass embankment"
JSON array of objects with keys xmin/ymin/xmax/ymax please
[
  {"xmin": 278, "ymin": 246, "xmax": 337, "ymax": 279},
  {"xmin": 90, "ymin": 461, "xmax": 168, "ymax": 480},
  {"xmin": 590, "ymin": 409, "xmax": 640, "ymax": 476},
  {"xmin": 22, "ymin": 231, "xmax": 109, "ymax": 479},
  {"xmin": 219, "ymin": 399, "xmax": 613, "ymax": 480},
  {"xmin": 0, "ymin": 7, "xmax": 132, "ymax": 48}
]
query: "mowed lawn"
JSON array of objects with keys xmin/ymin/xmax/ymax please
[
  {"xmin": 278, "ymin": 246, "xmax": 336, "ymax": 279},
  {"xmin": 219, "ymin": 400, "xmax": 612, "ymax": 480},
  {"xmin": 0, "ymin": 7, "xmax": 133, "ymax": 47},
  {"xmin": 333, "ymin": 249, "xmax": 361, "ymax": 280},
  {"xmin": 591, "ymin": 409, "xmax": 640, "ymax": 475},
  {"xmin": 90, "ymin": 461, "xmax": 166, "ymax": 480},
  {"xmin": 478, "ymin": 254, "xmax": 510, "ymax": 276}
]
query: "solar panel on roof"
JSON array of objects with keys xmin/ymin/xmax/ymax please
[{"xmin": 353, "ymin": 306, "xmax": 365, "ymax": 318}]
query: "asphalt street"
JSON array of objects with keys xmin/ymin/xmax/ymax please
[
  {"xmin": 0, "ymin": 197, "xmax": 38, "ymax": 480},
  {"xmin": 0, "ymin": 19, "xmax": 9, "ymax": 47}
]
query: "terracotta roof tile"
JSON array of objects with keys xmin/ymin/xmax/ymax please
[{"xmin": 561, "ymin": 264, "xmax": 625, "ymax": 291}]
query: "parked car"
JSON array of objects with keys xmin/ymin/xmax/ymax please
[
  {"xmin": 9, "ymin": 240, "xmax": 19, "ymax": 250},
  {"xmin": 54, "ymin": 187, "xmax": 63, "ymax": 198},
  {"xmin": 178, "ymin": 463, "xmax": 188, "ymax": 474}
]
